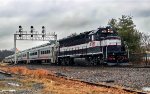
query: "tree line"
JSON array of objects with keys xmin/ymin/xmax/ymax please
[{"xmin": 0, "ymin": 50, "xmax": 14, "ymax": 62}]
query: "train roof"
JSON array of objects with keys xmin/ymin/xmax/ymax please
[
  {"xmin": 58, "ymin": 26, "xmax": 114, "ymax": 42},
  {"xmin": 58, "ymin": 30, "xmax": 92, "ymax": 42}
]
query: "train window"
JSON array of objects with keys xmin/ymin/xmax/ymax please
[
  {"xmin": 23, "ymin": 54, "xmax": 26, "ymax": 57},
  {"xmin": 47, "ymin": 50, "xmax": 50, "ymax": 53},
  {"xmin": 47, "ymin": 50, "xmax": 50, "ymax": 54},
  {"xmin": 42, "ymin": 51, "xmax": 44, "ymax": 54},
  {"xmin": 46, "ymin": 50, "xmax": 47, "ymax": 54},
  {"xmin": 92, "ymin": 35, "xmax": 94, "ymax": 41}
]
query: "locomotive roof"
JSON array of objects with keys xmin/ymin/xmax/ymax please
[{"xmin": 58, "ymin": 26, "xmax": 112, "ymax": 42}]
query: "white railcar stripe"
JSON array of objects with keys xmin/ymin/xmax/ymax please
[{"xmin": 60, "ymin": 39, "xmax": 121, "ymax": 52}]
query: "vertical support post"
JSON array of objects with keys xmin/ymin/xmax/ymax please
[
  {"xmin": 105, "ymin": 40, "xmax": 108, "ymax": 59},
  {"xmin": 14, "ymin": 34, "xmax": 17, "ymax": 64},
  {"xmin": 55, "ymin": 34, "xmax": 57, "ymax": 44},
  {"xmin": 127, "ymin": 49, "xmax": 129, "ymax": 59},
  {"xmin": 145, "ymin": 51, "xmax": 148, "ymax": 65},
  {"xmin": 106, "ymin": 46, "xmax": 107, "ymax": 59}
]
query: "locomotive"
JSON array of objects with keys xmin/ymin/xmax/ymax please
[
  {"xmin": 4, "ymin": 26, "xmax": 129, "ymax": 66},
  {"xmin": 58, "ymin": 26, "xmax": 129, "ymax": 65}
]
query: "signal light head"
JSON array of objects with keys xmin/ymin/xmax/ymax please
[
  {"xmin": 19, "ymin": 25, "xmax": 23, "ymax": 32},
  {"xmin": 19, "ymin": 25, "xmax": 22, "ymax": 28},
  {"xmin": 42, "ymin": 26, "xmax": 45, "ymax": 29},
  {"xmin": 31, "ymin": 26, "xmax": 34, "ymax": 28}
]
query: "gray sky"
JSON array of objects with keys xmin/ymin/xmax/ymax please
[{"xmin": 0, "ymin": 0, "xmax": 150, "ymax": 50}]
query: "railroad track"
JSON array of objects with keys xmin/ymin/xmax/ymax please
[{"xmin": 61, "ymin": 77, "xmax": 147, "ymax": 94}]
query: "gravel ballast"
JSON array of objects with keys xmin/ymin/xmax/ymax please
[{"xmin": 12, "ymin": 64, "xmax": 150, "ymax": 92}]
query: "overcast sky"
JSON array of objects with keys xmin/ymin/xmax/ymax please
[{"xmin": 0, "ymin": 0, "xmax": 150, "ymax": 50}]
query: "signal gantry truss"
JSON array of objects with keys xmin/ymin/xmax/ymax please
[{"xmin": 14, "ymin": 26, "xmax": 57, "ymax": 64}]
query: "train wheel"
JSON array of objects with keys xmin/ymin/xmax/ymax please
[
  {"xmin": 65, "ymin": 58, "xmax": 70, "ymax": 66},
  {"xmin": 85, "ymin": 57, "xmax": 93, "ymax": 66},
  {"xmin": 69, "ymin": 58, "xmax": 74, "ymax": 66},
  {"xmin": 87, "ymin": 57, "xmax": 98, "ymax": 66},
  {"xmin": 57, "ymin": 58, "xmax": 62, "ymax": 65},
  {"xmin": 62, "ymin": 59, "xmax": 66, "ymax": 66}
]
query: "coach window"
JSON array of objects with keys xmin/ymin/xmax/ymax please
[{"xmin": 48, "ymin": 50, "xmax": 50, "ymax": 54}]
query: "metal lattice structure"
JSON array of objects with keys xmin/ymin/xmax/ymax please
[{"xmin": 14, "ymin": 26, "xmax": 57, "ymax": 64}]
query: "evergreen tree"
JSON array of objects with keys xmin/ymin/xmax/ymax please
[{"xmin": 108, "ymin": 15, "xmax": 141, "ymax": 52}]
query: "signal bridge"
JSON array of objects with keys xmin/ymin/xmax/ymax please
[{"xmin": 14, "ymin": 26, "xmax": 57, "ymax": 64}]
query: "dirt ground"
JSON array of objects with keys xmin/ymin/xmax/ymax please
[{"xmin": 0, "ymin": 64, "xmax": 142, "ymax": 94}]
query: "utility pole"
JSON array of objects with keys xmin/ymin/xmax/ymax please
[{"xmin": 14, "ymin": 26, "xmax": 57, "ymax": 64}]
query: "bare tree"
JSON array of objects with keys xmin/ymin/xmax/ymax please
[{"xmin": 141, "ymin": 33, "xmax": 150, "ymax": 65}]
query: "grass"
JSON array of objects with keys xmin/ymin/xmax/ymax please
[
  {"xmin": 0, "ymin": 62, "xmax": 9, "ymax": 67},
  {"xmin": 1, "ymin": 66, "xmax": 49, "ymax": 78},
  {"xmin": 0, "ymin": 66, "xmax": 137, "ymax": 94}
]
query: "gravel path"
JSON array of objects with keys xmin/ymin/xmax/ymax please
[{"xmin": 14, "ymin": 64, "xmax": 150, "ymax": 91}]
